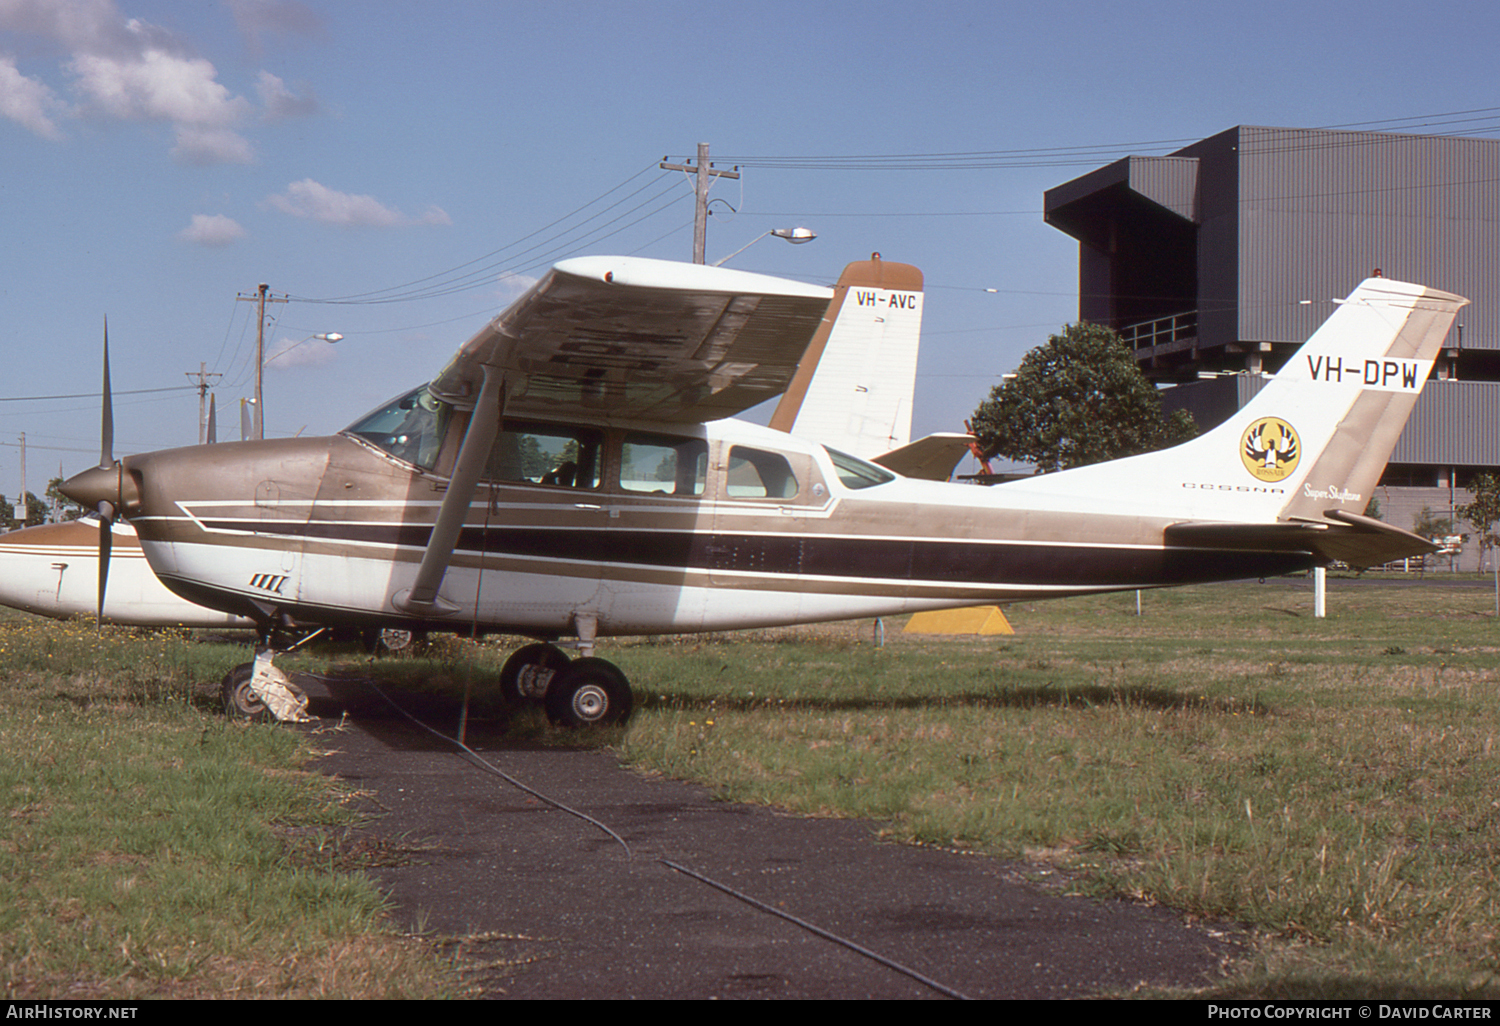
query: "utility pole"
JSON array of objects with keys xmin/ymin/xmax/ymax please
[
  {"xmin": 185, "ymin": 362, "xmax": 222, "ymax": 444},
  {"xmin": 235, "ymin": 283, "xmax": 288, "ymax": 439},
  {"xmin": 17, "ymin": 432, "xmax": 25, "ymax": 526},
  {"xmin": 660, "ymin": 143, "xmax": 740, "ymax": 264}
]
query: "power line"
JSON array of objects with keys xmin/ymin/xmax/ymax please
[
  {"xmin": 714, "ymin": 107, "xmax": 1500, "ymax": 170},
  {"xmin": 289, "ymin": 164, "xmax": 683, "ymax": 306},
  {"xmin": 0, "ymin": 385, "xmax": 196, "ymax": 403}
]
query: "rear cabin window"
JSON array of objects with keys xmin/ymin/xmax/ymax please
[
  {"xmin": 620, "ymin": 433, "xmax": 708, "ymax": 496},
  {"xmin": 726, "ymin": 446, "xmax": 800, "ymax": 499},
  {"xmin": 485, "ymin": 422, "xmax": 602, "ymax": 489}
]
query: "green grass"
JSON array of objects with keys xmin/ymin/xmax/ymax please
[
  {"xmin": 597, "ymin": 578, "xmax": 1500, "ymax": 998},
  {"xmin": 7, "ymin": 575, "xmax": 1500, "ymax": 998},
  {"xmin": 0, "ymin": 615, "xmax": 454, "ymax": 999}
]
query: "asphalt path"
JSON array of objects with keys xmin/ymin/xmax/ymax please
[{"xmin": 299, "ymin": 676, "xmax": 1240, "ymax": 1000}]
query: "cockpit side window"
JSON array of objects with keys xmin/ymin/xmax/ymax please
[
  {"xmin": 344, "ymin": 385, "xmax": 449, "ymax": 470},
  {"xmin": 823, "ymin": 446, "xmax": 897, "ymax": 490}
]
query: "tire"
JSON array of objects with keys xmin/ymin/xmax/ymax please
[
  {"xmin": 361, "ymin": 628, "xmax": 429, "ymax": 656},
  {"xmin": 221, "ymin": 662, "xmax": 269, "ymax": 721},
  {"xmin": 499, "ymin": 643, "xmax": 571, "ymax": 705},
  {"xmin": 544, "ymin": 658, "xmax": 633, "ymax": 727}
]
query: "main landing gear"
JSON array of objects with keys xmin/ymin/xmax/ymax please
[
  {"xmin": 499, "ymin": 642, "xmax": 634, "ymax": 728},
  {"xmin": 220, "ymin": 631, "xmax": 635, "ymax": 728}
]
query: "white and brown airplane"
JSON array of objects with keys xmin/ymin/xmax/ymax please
[
  {"xmin": 0, "ymin": 518, "xmax": 253, "ymax": 628},
  {"xmin": 61, "ymin": 256, "xmax": 1465, "ymax": 725},
  {"xmin": 0, "ymin": 257, "xmax": 943, "ymax": 635}
]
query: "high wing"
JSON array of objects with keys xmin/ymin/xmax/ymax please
[
  {"xmin": 427, "ymin": 256, "xmax": 833, "ymax": 423},
  {"xmin": 399, "ymin": 257, "xmax": 832, "ymax": 615}
]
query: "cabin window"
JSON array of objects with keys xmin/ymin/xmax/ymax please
[
  {"xmin": 344, "ymin": 384, "xmax": 449, "ymax": 470},
  {"xmin": 726, "ymin": 447, "xmax": 800, "ymax": 499},
  {"xmin": 485, "ymin": 421, "xmax": 602, "ymax": 488},
  {"xmin": 824, "ymin": 446, "xmax": 896, "ymax": 490},
  {"xmin": 620, "ymin": 433, "xmax": 708, "ymax": 496}
]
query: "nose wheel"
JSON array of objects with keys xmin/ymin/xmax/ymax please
[{"xmin": 220, "ymin": 645, "xmax": 312, "ymax": 723}]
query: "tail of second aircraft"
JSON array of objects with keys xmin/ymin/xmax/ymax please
[
  {"xmin": 1001, "ymin": 277, "xmax": 1468, "ymax": 559},
  {"xmin": 769, "ymin": 254, "xmax": 923, "ymax": 459}
]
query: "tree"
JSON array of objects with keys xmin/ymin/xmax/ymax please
[
  {"xmin": 46, "ymin": 476, "xmax": 87, "ymax": 522},
  {"xmin": 969, "ymin": 322, "xmax": 1197, "ymax": 473},
  {"xmin": 3, "ymin": 491, "xmax": 47, "ymax": 527},
  {"xmin": 1412, "ymin": 506, "xmax": 1455, "ymax": 541},
  {"xmin": 1457, "ymin": 474, "xmax": 1500, "ymax": 612},
  {"xmin": 1458, "ymin": 475, "xmax": 1500, "ymax": 562}
]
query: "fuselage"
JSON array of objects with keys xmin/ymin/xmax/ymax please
[{"xmin": 94, "ymin": 404, "xmax": 1313, "ymax": 640}]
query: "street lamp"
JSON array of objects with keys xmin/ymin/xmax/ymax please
[
  {"xmin": 256, "ymin": 332, "xmax": 341, "ymax": 438},
  {"xmin": 713, "ymin": 226, "xmax": 817, "ymax": 267},
  {"xmin": 265, "ymin": 332, "xmax": 343, "ymax": 367}
]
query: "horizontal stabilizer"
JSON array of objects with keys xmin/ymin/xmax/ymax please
[
  {"xmin": 1165, "ymin": 509, "xmax": 1436, "ymax": 568},
  {"xmin": 873, "ymin": 432, "xmax": 974, "ymax": 481}
]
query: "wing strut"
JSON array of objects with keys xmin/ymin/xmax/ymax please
[{"xmin": 392, "ymin": 364, "xmax": 506, "ymax": 616}]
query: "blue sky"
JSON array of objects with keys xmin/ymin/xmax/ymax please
[{"xmin": 2, "ymin": 0, "xmax": 1497, "ymax": 496}]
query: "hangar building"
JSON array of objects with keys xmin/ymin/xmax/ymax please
[{"xmin": 1044, "ymin": 125, "xmax": 1500, "ymax": 567}]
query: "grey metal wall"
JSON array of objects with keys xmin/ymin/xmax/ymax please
[
  {"xmin": 1390, "ymin": 380, "xmax": 1500, "ymax": 464},
  {"xmin": 1159, "ymin": 375, "xmax": 1497, "ymax": 467},
  {"xmin": 1190, "ymin": 126, "xmax": 1499, "ymax": 351}
]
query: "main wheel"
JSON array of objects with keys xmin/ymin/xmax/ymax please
[
  {"xmin": 221, "ymin": 662, "xmax": 268, "ymax": 721},
  {"xmin": 499, "ymin": 643, "xmax": 571, "ymax": 705},
  {"xmin": 544, "ymin": 658, "xmax": 633, "ymax": 727}
]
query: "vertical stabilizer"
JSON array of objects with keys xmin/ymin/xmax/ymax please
[
  {"xmin": 769, "ymin": 255, "xmax": 923, "ymax": 458},
  {"xmin": 1000, "ymin": 277, "xmax": 1468, "ymax": 524}
]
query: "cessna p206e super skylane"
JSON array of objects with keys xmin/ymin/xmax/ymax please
[
  {"xmin": 3, "ymin": 257, "xmax": 940, "ymax": 635},
  {"xmin": 62, "ymin": 257, "xmax": 1465, "ymax": 726}
]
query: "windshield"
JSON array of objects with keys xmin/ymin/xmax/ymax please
[
  {"xmin": 344, "ymin": 384, "xmax": 449, "ymax": 470},
  {"xmin": 823, "ymin": 446, "xmax": 896, "ymax": 490}
]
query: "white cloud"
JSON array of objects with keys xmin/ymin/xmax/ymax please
[
  {"xmin": 255, "ymin": 70, "xmax": 317, "ymax": 121},
  {"xmin": 0, "ymin": 56, "xmax": 65, "ymax": 138},
  {"xmin": 495, "ymin": 272, "xmax": 538, "ymax": 305},
  {"xmin": 266, "ymin": 179, "xmax": 451, "ymax": 228},
  {"xmin": 227, "ymin": 0, "xmax": 325, "ymax": 54},
  {"xmin": 0, "ymin": 0, "xmax": 141, "ymax": 55},
  {"xmin": 264, "ymin": 332, "xmax": 338, "ymax": 370},
  {"xmin": 0, "ymin": 0, "xmax": 321, "ymax": 163},
  {"xmin": 172, "ymin": 125, "xmax": 253, "ymax": 165},
  {"xmin": 177, "ymin": 213, "xmax": 245, "ymax": 247},
  {"xmin": 66, "ymin": 46, "xmax": 255, "ymax": 162}
]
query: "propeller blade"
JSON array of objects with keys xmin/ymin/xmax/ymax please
[
  {"xmin": 100, "ymin": 318, "xmax": 114, "ymax": 471},
  {"xmin": 96, "ymin": 501, "xmax": 113, "ymax": 627},
  {"xmin": 207, "ymin": 393, "xmax": 217, "ymax": 444},
  {"xmin": 96, "ymin": 319, "xmax": 116, "ymax": 626}
]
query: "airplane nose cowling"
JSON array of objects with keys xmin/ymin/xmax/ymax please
[{"xmin": 61, "ymin": 462, "xmax": 141, "ymax": 517}]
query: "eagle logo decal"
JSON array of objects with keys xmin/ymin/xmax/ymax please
[{"xmin": 1241, "ymin": 417, "xmax": 1300, "ymax": 482}]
